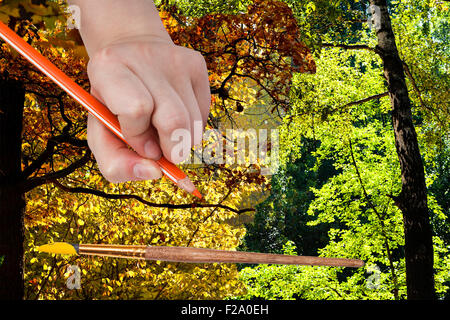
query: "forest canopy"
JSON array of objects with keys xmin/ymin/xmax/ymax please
[{"xmin": 0, "ymin": 0, "xmax": 448, "ymax": 300}]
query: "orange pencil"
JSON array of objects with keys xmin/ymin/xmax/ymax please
[{"xmin": 0, "ymin": 21, "xmax": 201, "ymax": 199}]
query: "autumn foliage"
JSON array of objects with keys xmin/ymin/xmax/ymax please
[
  {"xmin": 165, "ymin": 0, "xmax": 315, "ymax": 114},
  {"xmin": 0, "ymin": 0, "xmax": 315, "ymax": 299}
]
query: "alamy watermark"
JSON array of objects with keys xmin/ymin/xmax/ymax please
[
  {"xmin": 66, "ymin": 5, "xmax": 81, "ymax": 30},
  {"xmin": 367, "ymin": 5, "xmax": 381, "ymax": 30},
  {"xmin": 365, "ymin": 264, "xmax": 381, "ymax": 290},
  {"xmin": 170, "ymin": 123, "xmax": 280, "ymax": 176},
  {"xmin": 67, "ymin": 4, "xmax": 382, "ymax": 32},
  {"xmin": 64, "ymin": 262, "xmax": 383, "ymax": 292},
  {"xmin": 66, "ymin": 265, "xmax": 81, "ymax": 290}
]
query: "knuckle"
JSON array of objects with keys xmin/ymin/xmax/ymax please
[
  {"xmin": 193, "ymin": 51, "xmax": 207, "ymax": 67},
  {"xmin": 156, "ymin": 112, "xmax": 189, "ymax": 134},
  {"xmin": 87, "ymin": 47, "xmax": 120, "ymax": 79},
  {"xmin": 92, "ymin": 47, "xmax": 119, "ymax": 63},
  {"xmin": 190, "ymin": 51, "xmax": 208, "ymax": 77},
  {"xmin": 122, "ymin": 97, "xmax": 153, "ymax": 119}
]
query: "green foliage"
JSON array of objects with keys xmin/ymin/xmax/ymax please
[
  {"xmin": 391, "ymin": 0, "xmax": 450, "ymax": 146},
  {"xmin": 241, "ymin": 138, "xmax": 337, "ymax": 255},
  {"xmin": 237, "ymin": 0, "xmax": 450, "ymax": 299},
  {"xmin": 237, "ymin": 241, "xmax": 395, "ymax": 300},
  {"xmin": 155, "ymin": 0, "xmax": 252, "ymax": 16},
  {"xmin": 238, "ymin": 119, "xmax": 449, "ymax": 299},
  {"xmin": 282, "ymin": 0, "xmax": 368, "ymax": 49},
  {"xmin": 428, "ymin": 138, "xmax": 450, "ymax": 245}
]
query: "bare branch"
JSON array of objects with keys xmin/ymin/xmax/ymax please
[
  {"xmin": 22, "ymin": 135, "xmax": 88, "ymax": 178},
  {"xmin": 52, "ymin": 180, "xmax": 255, "ymax": 215},
  {"xmin": 321, "ymin": 43, "xmax": 379, "ymax": 53},
  {"xmin": 402, "ymin": 61, "xmax": 444, "ymax": 125},
  {"xmin": 344, "ymin": 91, "xmax": 389, "ymax": 108},
  {"xmin": 348, "ymin": 138, "xmax": 399, "ymax": 298},
  {"xmin": 22, "ymin": 150, "xmax": 91, "ymax": 192}
]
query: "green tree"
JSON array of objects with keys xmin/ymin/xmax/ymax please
[
  {"xmin": 238, "ymin": 0, "xmax": 449, "ymax": 299},
  {"xmin": 241, "ymin": 138, "xmax": 337, "ymax": 256}
]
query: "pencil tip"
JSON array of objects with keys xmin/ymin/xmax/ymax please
[{"xmin": 193, "ymin": 189, "xmax": 202, "ymax": 199}]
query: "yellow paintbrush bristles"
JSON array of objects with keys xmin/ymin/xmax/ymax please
[{"xmin": 37, "ymin": 242, "xmax": 78, "ymax": 255}]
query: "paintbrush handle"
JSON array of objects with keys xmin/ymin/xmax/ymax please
[
  {"xmin": 144, "ymin": 246, "xmax": 364, "ymax": 268},
  {"xmin": 64, "ymin": 244, "xmax": 364, "ymax": 268}
]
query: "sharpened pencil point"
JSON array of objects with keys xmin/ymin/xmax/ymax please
[{"xmin": 193, "ymin": 189, "xmax": 202, "ymax": 199}]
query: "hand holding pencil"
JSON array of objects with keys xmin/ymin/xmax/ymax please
[
  {"xmin": 0, "ymin": 12, "xmax": 205, "ymax": 198},
  {"xmin": 1, "ymin": 0, "xmax": 210, "ymax": 196},
  {"xmin": 69, "ymin": 0, "xmax": 211, "ymax": 185}
]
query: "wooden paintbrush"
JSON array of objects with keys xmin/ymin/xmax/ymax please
[{"xmin": 38, "ymin": 243, "xmax": 365, "ymax": 268}]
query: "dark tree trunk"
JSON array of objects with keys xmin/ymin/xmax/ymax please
[
  {"xmin": 0, "ymin": 77, "xmax": 26, "ymax": 300},
  {"xmin": 369, "ymin": 0, "xmax": 435, "ymax": 299}
]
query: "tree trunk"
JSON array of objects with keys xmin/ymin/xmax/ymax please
[
  {"xmin": 369, "ymin": 0, "xmax": 435, "ymax": 299},
  {"xmin": 0, "ymin": 77, "xmax": 26, "ymax": 300}
]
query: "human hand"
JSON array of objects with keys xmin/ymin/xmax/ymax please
[{"xmin": 86, "ymin": 35, "xmax": 211, "ymax": 183}]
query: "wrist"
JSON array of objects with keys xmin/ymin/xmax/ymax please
[
  {"xmin": 67, "ymin": 0, "xmax": 172, "ymax": 56},
  {"xmin": 92, "ymin": 32, "xmax": 174, "ymax": 55}
]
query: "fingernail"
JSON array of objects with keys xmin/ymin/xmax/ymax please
[{"xmin": 133, "ymin": 160, "xmax": 162, "ymax": 180}]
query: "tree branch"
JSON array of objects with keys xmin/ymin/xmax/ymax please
[
  {"xmin": 344, "ymin": 91, "xmax": 389, "ymax": 108},
  {"xmin": 321, "ymin": 42, "xmax": 380, "ymax": 54},
  {"xmin": 402, "ymin": 61, "xmax": 444, "ymax": 125},
  {"xmin": 51, "ymin": 180, "xmax": 255, "ymax": 215},
  {"xmin": 348, "ymin": 138, "xmax": 399, "ymax": 298},
  {"xmin": 284, "ymin": 91, "xmax": 389, "ymax": 122},
  {"xmin": 22, "ymin": 135, "xmax": 88, "ymax": 178},
  {"xmin": 22, "ymin": 150, "xmax": 92, "ymax": 192}
]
